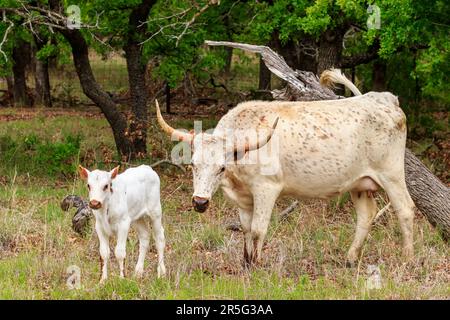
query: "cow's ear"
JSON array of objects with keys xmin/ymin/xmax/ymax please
[
  {"xmin": 78, "ymin": 165, "xmax": 89, "ymax": 180},
  {"xmin": 110, "ymin": 166, "xmax": 120, "ymax": 180}
]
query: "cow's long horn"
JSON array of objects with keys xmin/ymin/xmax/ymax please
[
  {"xmin": 234, "ymin": 117, "xmax": 279, "ymax": 153},
  {"xmin": 155, "ymin": 100, "xmax": 193, "ymax": 143}
]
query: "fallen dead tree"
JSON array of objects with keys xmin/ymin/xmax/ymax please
[{"xmin": 206, "ymin": 40, "xmax": 450, "ymax": 242}]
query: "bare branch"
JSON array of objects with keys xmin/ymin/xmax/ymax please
[
  {"xmin": 0, "ymin": 19, "xmax": 14, "ymax": 62},
  {"xmin": 205, "ymin": 40, "xmax": 340, "ymax": 101},
  {"xmin": 141, "ymin": 0, "xmax": 219, "ymax": 47},
  {"xmin": 280, "ymin": 201, "xmax": 300, "ymax": 222}
]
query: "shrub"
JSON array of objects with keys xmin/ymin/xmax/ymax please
[{"xmin": 0, "ymin": 134, "xmax": 81, "ymax": 177}]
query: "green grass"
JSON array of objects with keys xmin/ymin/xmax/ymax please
[{"xmin": 0, "ymin": 109, "xmax": 449, "ymax": 300}]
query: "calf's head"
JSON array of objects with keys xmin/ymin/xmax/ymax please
[
  {"xmin": 156, "ymin": 100, "xmax": 278, "ymax": 213},
  {"xmin": 78, "ymin": 165, "xmax": 119, "ymax": 210}
]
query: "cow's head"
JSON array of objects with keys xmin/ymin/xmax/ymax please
[
  {"xmin": 156, "ymin": 100, "xmax": 278, "ymax": 213},
  {"xmin": 78, "ymin": 165, "xmax": 119, "ymax": 210}
]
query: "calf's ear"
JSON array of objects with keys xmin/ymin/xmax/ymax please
[
  {"xmin": 78, "ymin": 165, "xmax": 89, "ymax": 180},
  {"xmin": 110, "ymin": 166, "xmax": 120, "ymax": 179}
]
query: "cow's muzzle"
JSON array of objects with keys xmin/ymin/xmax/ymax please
[
  {"xmin": 192, "ymin": 196, "xmax": 209, "ymax": 213},
  {"xmin": 89, "ymin": 200, "xmax": 102, "ymax": 210}
]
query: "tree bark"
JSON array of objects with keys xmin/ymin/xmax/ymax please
[
  {"xmin": 204, "ymin": 40, "xmax": 450, "ymax": 241},
  {"xmin": 49, "ymin": 0, "xmax": 156, "ymax": 160},
  {"xmin": 123, "ymin": 0, "xmax": 156, "ymax": 158},
  {"xmin": 34, "ymin": 35, "xmax": 52, "ymax": 107},
  {"xmin": 372, "ymin": 59, "xmax": 387, "ymax": 91},
  {"xmin": 317, "ymin": 28, "xmax": 344, "ymax": 75},
  {"xmin": 405, "ymin": 149, "xmax": 450, "ymax": 240},
  {"xmin": 258, "ymin": 56, "xmax": 271, "ymax": 90},
  {"xmin": 165, "ymin": 82, "xmax": 171, "ymax": 114},
  {"xmin": 5, "ymin": 76, "xmax": 14, "ymax": 106},
  {"xmin": 11, "ymin": 39, "xmax": 31, "ymax": 107},
  {"xmin": 60, "ymin": 28, "xmax": 134, "ymax": 158}
]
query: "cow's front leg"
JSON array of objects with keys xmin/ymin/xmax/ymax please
[
  {"xmin": 238, "ymin": 208, "xmax": 253, "ymax": 267},
  {"xmin": 115, "ymin": 219, "xmax": 131, "ymax": 278},
  {"xmin": 95, "ymin": 223, "xmax": 110, "ymax": 284},
  {"xmin": 246, "ymin": 186, "xmax": 281, "ymax": 266}
]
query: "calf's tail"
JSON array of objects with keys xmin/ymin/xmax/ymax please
[{"xmin": 320, "ymin": 68, "xmax": 362, "ymax": 96}]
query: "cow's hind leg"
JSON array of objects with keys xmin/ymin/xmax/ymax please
[
  {"xmin": 347, "ymin": 191, "xmax": 378, "ymax": 266},
  {"xmin": 246, "ymin": 186, "xmax": 281, "ymax": 266},
  {"xmin": 134, "ymin": 217, "xmax": 150, "ymax": 278},
  {"xmin": 378, "ymin": 173, "xmax": 415, "ymax": 260},
  {"xmin": 150, "ymin": 207, "xmax": 166, "ymax": 278}
]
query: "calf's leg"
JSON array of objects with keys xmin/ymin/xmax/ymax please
[
  {"xmin": 95, "ymin": 223, "xmax": 110, "ymax": 283},
  {"xmin": 151, "ymin": 211, "xmax": 166, "ymax": 278},
  {"xmin": 115, "ymin": 220, "xmax": 131, "ymax": 278},
  {"xmin": 134, "ymin": 218, "xmax": 150, "ymax": 277},
  {"xmin": 347, "ymin": 190, "xmax": 378, "ymax": 266}
]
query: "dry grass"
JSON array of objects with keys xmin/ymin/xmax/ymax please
[{"xmin": 0, "ymin": 108, "xmax": 448, "ymax": 300}]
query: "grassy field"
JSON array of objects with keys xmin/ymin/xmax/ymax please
[{"xmin": 0, "ymin": 107, "xmax": 448, "ymax": 300}]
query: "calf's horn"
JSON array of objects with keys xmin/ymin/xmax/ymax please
[{"xmin": 155, "ymin": 100, "xmax": 194, "ymax": 143}]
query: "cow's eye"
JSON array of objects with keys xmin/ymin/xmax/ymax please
[
  {"xmin": 103, "ymin": 185, "xmax": 108, "ymax": 191},
  {"xmin": 218, "ymin": 167, "xmax": 225, "ymax": 174},
  {"xmin": 87, "ymin": 184, "xmax": 91, "ymax": 190}
]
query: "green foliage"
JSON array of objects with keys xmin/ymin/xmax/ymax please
[
  {"xmin": 35, "ymin": 134, "xmax": 81, "ymax": 175},
  {"xmin": 0, "ymin": 133, "xmax": 81, "ymax": 177},
  {"xmin": 0, "ymin": 0, "xmax": 448, "ymax": 110}
]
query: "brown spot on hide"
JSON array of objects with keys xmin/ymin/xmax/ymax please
[{"xmin": 396, "ymin": 117, "xmax": 406, "ymax": 131}]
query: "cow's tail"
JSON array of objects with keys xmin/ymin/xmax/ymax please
[{"xmin": 320, "ymin": 68, "xmax": 362, "ymax": 96}]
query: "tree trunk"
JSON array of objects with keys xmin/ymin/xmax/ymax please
[
  {"xmin": 317, "ymin": 28, "xmax": 344, "ymax": 75},
  {"xmin": 12, "ymin": 39, "xmax": 31, "ymax": 107},
  {"xmin": 405, "ymin": 149, "xmax": 450, "ymax": 240},
  {"xmin": 123, "ymin": 0, "xmax": 157, "ymax": 158},
  {"xmin": 34, "ymin": 35, "xmax": 52, "ymax": 107},
  {"xmin": 5, "ymin": 76, "xmax": 14, "ymax": 106},
  {"xmin": 372, "ymin": 59, "xmax": 387, "ymax": 91},
  {"xmin": 223, "ymin": 15, "xmax": 233, "ymax": 77},
  {"xmin": 317, "ymin": 28, "xmax": 345, "ymax": 95},
  {"xmin": 60, "ymin": 29, "xmax": 134, "ymax": 158},
  {"xmin": 258, "ymin": 56, "xmax": 271, "ymax": 90},
  {"xmin": 271, "ymin": 32, "xmax": 318, "ymax": 73},
  {"xmin": 51, "ymin": 0, "xmax": 156, "ymax": 160},
  {"xmin": 165, "ymin": 82, "xmax": 171, "ymax": 114},
  {"xmin": 204, "ymin": 40, "xmax": 450, "ymax": 241}
]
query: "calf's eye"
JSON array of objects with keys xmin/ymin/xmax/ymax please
[
  {"xmin": 218, "ymin": 167, "xmax": 225, "ymax": 174},
  {"xmin": 103, "ymin": 185, "xmax": 108, "ymax": 191},
  {"xmin": 87, "ymin": 184, "xmax": 91, "ymax": 190}
]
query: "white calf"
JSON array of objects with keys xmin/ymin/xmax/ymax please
[{"xmin": 79, "ymin": 165, "xmax": 166, "ymax": 282}]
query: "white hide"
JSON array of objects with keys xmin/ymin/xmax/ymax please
[
  {"xmin": 156, "ymin": 71, "xmax": 415, "ymax": 267},
  {"xmin": 81, "ymin": 165, "xmax": 166, "ymax": 282}
]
